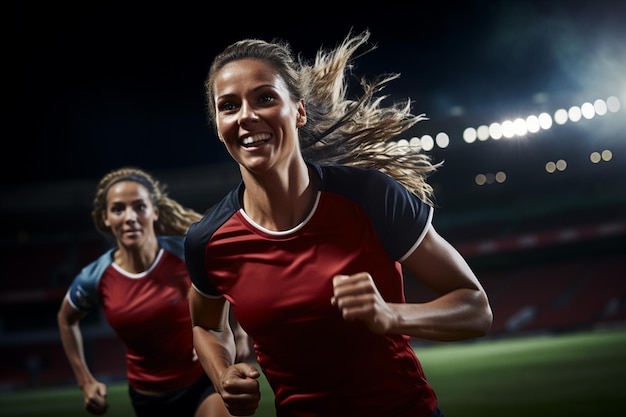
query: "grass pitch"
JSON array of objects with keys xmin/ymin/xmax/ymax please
[{"xmin": 1, "ymin": 327, "xmax": 624, "ymax": 417}]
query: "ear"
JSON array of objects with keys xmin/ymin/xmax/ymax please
[
  {"xmin": 296, "ymin": 100, "xmax": 307, "ymax": 128},
  {"xmin": 217, "ymin": 132, "xmax": 225, "ymax": 142},
  {"xmin": 102, "ymin": 212, "xmax": 110, "ymax": 227}
]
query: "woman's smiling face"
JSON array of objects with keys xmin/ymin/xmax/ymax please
[{"xmin": 213, "ymin": 58, "xmax": 306, "ymax": 174}]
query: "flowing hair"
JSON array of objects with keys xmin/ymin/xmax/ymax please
[{"xmin": 205, "ymin": 30, "xmax": 441, "ymax": 205}]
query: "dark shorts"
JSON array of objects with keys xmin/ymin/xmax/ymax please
[
  {"xmin": 430, "ymin": 407, "xmax": 446, "ymax": 417},
  {"xmin": 128, "ymin": 374, "xmax": 217, "ymax": 417}
]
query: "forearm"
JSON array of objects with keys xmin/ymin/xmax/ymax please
[
  {"xmin": 57, "ymin": 319, "xmax": 98, "ymax": 387},
  {"xmin": 391, "ymin": 288, "xmax": 493, "ymax": 341},
  {"xmin": 193, "ymin": 324, "xmax": 236, "ymax": 390}
]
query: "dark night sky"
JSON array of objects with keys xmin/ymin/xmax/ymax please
[{"xmin": 6, "ymin": 1, "xmax": 626, "ymax": 187}]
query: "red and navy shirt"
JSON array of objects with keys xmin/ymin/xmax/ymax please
[
  {"xmin": 185, "ymin": 162, "xmax": 438, "ymax": 417},
  {"xmin": 66, "ymin": 236, "xmax": 204, "ymax": 392}
]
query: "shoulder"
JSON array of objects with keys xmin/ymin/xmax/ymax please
[
  {"xmin": 311, "ymin": 162, "xmax": 433, "ymax": 261},
  {"xmin": 185, "ymin": 184, "xmax": 242, "ymax": 252},
  {"xmin": 315, "ymin": 162, "xmax": 388, "ymax": 184},
  {"xmin": 157, "ymin": 235, "xmax": 185, "ymax": 259},
  {"xmin": 68, "ymin": 249, "xmax": 115, "ymax": 310},
  {"xmin": 76, "ymin": 250, "xmax": 115, "ymax": 283},
  {"xmin": 314, "ymin": 162, "xmax": 396, "ymax": 194},
  {"xmin": 313, "ymin": 162, "xmax": 412, "ymax": 206}
]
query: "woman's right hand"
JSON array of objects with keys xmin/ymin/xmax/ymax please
[
  {"xmin": 218, "ymin": 363, "xmax": 261, "ymax": 416},
  {"xmin": 82, "ymin": 380, "xmax": 109, "ymax": 415}
]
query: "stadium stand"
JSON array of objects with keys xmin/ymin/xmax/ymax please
[{"xmin": 1, "ymin": 164, "xmax": 624, "ymax": 390}]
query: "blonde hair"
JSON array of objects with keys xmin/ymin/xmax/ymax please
[
  {"xmin": 205, "ymin": 30, "xmax": 441, "ymax": 205},
  {"xmin": 92, "ymin": 167, "xmax": 202, "ymax": 237}
]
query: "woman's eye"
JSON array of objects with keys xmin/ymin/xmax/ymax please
[{"xmin": 220, "ymin": 101, "xmax": 237, "ymax": 111}]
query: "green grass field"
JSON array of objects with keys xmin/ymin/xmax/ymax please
[{"xmin": 1, "ymin": 327, "xmax": 624, "ymax": 417}]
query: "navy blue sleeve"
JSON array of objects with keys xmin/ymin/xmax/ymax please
[
  {"xmin": 184, "ymin": 220, "xmax": 214, "ymax": 295},
  {"xmin": 66, "ymin": 250, "xmax": 114, "ymax": 311},
  {"xmin": 184, "ymin": 187, "xmax": 241, "ymax": 297},
  {"xmin": 316, "ymin": 163, "xmax": 432, "ymax": 261}
]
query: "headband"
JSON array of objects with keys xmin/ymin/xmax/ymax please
[{"xmin": 105, "ymin": 174, "xmax": 155, "ymax": 195}]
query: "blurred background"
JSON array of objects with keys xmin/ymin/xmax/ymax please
[{"xmin": 2, "ymin": 0, "xmax": 625, "ymax": 391}]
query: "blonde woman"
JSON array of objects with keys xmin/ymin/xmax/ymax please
[{"xmin": 186, "ymin": 31, "xmax": 493, "ymax": 417}]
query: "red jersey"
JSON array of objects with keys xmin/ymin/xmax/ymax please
[
  {"xmin": 66, "ymin": 236, "xmax": 203, "ymax": 392},
  {"xmin": 185, "ymin": 163, "xmax": 438, "ymax": 417}
]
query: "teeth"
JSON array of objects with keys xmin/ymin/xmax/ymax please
[{"xmin": 242, "ymin": 134, "xmax": 270, "ymax": 145}]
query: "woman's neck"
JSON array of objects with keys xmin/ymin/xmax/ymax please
[
  {"xmin": 113, "ymin": 236, "xmax": 160, "ymax": 274},
  {"xmin": 241, "ymin": 159, "xmax": 317, "ymax": 231}
]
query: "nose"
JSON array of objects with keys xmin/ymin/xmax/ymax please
[
  {"xmin": 239, "ymin": 101, "xmax": 259, "ymax": 125},
  {"xmin": 124, "ymin": 207, "xmax": 138, "ymax": 222}
]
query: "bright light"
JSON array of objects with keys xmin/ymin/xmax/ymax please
[
  {"xmin": 538, "ymin": 112, "xmax": 553, "ymax": 129},
  {"xmin": 607, "ymin": 96, "xmax": 621, "ymax": 112},
  {"xmin": 396, "ymin": 139, "xmax": 410, "ymax": 153},
  {"xmin": 589, "ymin": 150, "xmax": 613, "ymax": 163},
  {"xmin": 526, "ymin": 115, "xmax": 540, "ymax": 133},
  {"xmin": 581, "ymin": 102, "xmax": 595, "ymax": 119},
  {"xmin": 400, "ymin": 93, "xmax": 619, "ymax": 190},
  {"xmin": 436, "ymin": 132, "xmax": 450, "ymax": 148},
  {"xmin": 463, "ymin": 127, "xmax": 477, "ymax": 143},
  {"xmin": 568, "ymin": 106, "xmax": 582, "ymax": 122},
  {"xmin": 590, "ymin": 152, "xmax": 602, "ymax": 163},
  {"xmin": 477, "ymin": 125, "xmax": 490, "ymax": 141},
  {"xmin": 554, "ymin": 109, "xmax": 568, "ymax": 125},
  {"xmin": 501, "ymin": 120, "xmax": 515, "ymax": 138},
  {"xmin": 513, "ymin": 118, "xmax": 528, "ymax": 136},
  {"xmin": 489, "ymin": 123, "xmax": 503, "ymax": 140},
  {"xmin": 421, "ymin": 135, "xmax": 434, "ymax": 151},
  {"xmin": 593, "ymin": 99, "xmax": 607, "ymax": 115},
  {"xmin": 409, "ymin": 136, "xmax": 421, "ymax": 151}
]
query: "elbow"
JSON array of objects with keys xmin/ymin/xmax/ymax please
[
  {"xmin": 473, "ymin": 295, "xmax": 494, "ymax": 337},
  {"xmin": 459, "ymin": 290, "xmax": 493, "ymax": 339},
  {"xmin": 477, "ymin": 305, "xmax": 494, "ymax": 337}
]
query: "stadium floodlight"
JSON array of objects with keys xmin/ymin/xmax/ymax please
[
  {"xmin": 568, "ymin": 106, "xmax": 582, "ymax": 122},
  {"xmin": 489, "ymin": 123, "xmax": 503, "ymax": 140},
  {"xmin": 606, "ymin": 96, "xmax": 620, "ymax": 112},
  {"xmin": 475, "ymin": 173, "xmax": 487, "ymax": 185},
  {"xmin": 513, "ymin": 118, "xmax": 528, "ymax": 136},
  {"xmin": 435, "ymin": 132, "xmax": 450, "ymax": 148},
  {"xmin": 420, "ymin": 134, "xmax": 435, "ymax": 151},
  {"xmin": 593, "ymin": 99, "xmax": 608, "ymax": 115},
  {"xmin": 409, "ymin": 136, "xmax": 421, "ymax": 151},
  {"xmin": 526, "ymin": 115, "xmax": 541, "ymax": 133},
  {"xmin": 463, "ymin": 127, "xmax": 477, "ymax": 144},
  {"xmin": 554, "ymin": 108, "xmax": 568, "ymax": 125},
  {"xmin": 581, "ymin": 102, "xmax": 595, "ymax": 119},
  {"xmin": 538, "ymin": 112, "xmax": 552, "ymax": 130},
  {"xmin": 396, "ymin": 138, "xmax": 410, "ymax": 154},
  {"xmin": 477, "ymin": 125, "xmax": 490, "ymax": 141},
  {"xmin": 501, "ymin": 120, "xmax": 515, "ymax": 138}
]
